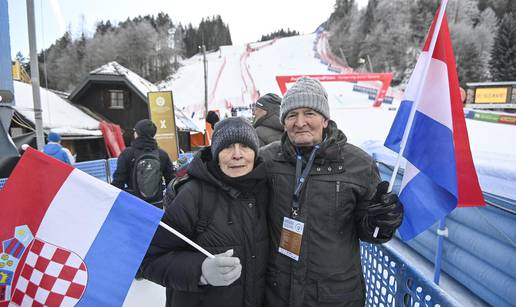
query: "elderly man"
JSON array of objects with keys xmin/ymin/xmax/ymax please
[{"xmin": 260, "ymin": 77, "xmax": 403, "ymax": 307}]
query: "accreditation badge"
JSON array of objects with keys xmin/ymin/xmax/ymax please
[{"xmin": 278, "ymin": 217, "xmax": 304, "ymax": 261}]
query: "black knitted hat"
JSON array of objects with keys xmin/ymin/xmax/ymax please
[
  {"xmin": 211, "ymin": 117, "xmax": 259, "ymax": 160},
  {"xmin": 134, "ymin": 119, "xmax": 157, "ymax": 138}
]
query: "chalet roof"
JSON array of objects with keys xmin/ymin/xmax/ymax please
[
  {"xmin": 90, "ymin": 61, "xmax": 158, "ymax": 98},
  {"xmin": 69, "ymin": 61, "xmax": 200, "ymax": 131},
  {"xmin": 12, "ymin": 81, "xmax": 102, "ymax": 137}
]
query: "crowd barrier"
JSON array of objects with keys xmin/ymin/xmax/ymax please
[
  {"xmin": 377, "ymin": 162, "xmax": 515, "ymax": 307},
  {"xmin": 361, "ymin": 242, "xmax": 459, "ymax": 307},
  {"xmin": 0, "ymin": 156, "xmax": 461, "ymax": 306}
]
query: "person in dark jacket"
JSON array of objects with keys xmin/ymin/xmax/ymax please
[
  {"xmin": 206, "ymin": 110, "xmax": 220, "ymax": 130},
  {"xmin": 43, "ymin": 132, "xmax": 71, "ymax": 164},
  {"xmin": 141, "ymin": 117, "xmax": 269, "ymax": 307},
  {"xmin": 111, "ymin": 119, "xmax": 174, "ymax": 206},
  {"xmin": 253, "ymin": 93, "xmax": 283, "ymax": 147},
  {"xmin": 260, "ymin": 77, "xmax": 403, "ymax": 307}
]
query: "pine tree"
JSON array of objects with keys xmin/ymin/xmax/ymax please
[
  {"xmin": 457, "ymin": 41, "xmax": 486, "ymax": 86},
  {"xmin": 260, "ymin": 28, "xmax": 300, "ymax": 42},
  {"xmin": 489, "ymin": 13, "xmax": 516, "ymax": 81}
]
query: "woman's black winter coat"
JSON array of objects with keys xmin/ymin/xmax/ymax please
[{"xmin": 141, "ymin": 148, "xmax": 269, "ymax": 307}]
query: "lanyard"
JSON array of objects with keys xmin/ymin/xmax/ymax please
[{"xmin": 291, "ymin": 145, "xmax": 320, "ymax": 217}]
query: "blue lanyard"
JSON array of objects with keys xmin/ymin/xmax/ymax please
[{"xmin": 291, "ymin": 145, "xmax": 320, "ymax": 217}]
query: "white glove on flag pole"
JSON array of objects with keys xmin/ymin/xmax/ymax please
[{"xmin": 159, "ymin": 221, "xmax": 215, "ymax": 259}]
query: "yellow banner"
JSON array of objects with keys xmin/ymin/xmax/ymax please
[
  {"xmin": 148, "ymin": 91, "xmax": 179, "ymax": 161},
  {"xmin": 474, "ymin": 87, "xmax": 508, "ymax": 104},
  {"xmin": 12, "ymin": 61, "xmax": 21, "ymax": 80}
]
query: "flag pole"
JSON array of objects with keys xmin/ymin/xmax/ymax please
[
  {"xmin": 433, "ymin": 218, "xmax": 447, "ymax": 284},
  {"xmin": 373, "ymin": 0, "xmax": 449, "ymax": 239},
  {"xmin": 159, "ymin": 221, "xmax": 215, "ymax": 259}
]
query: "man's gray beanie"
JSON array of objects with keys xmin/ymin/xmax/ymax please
[
  {"xmin": 211, "ymin": 117, "xmax": 260, "ymax": 160},
  {"xmin": 280, "ymin": 77, "xmax": 330, "ymax": 123}
]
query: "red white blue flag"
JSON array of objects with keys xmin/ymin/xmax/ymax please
[
  {"xmin": 0, "ymin": 148, "xmax": 163, "ymax": 306},
  {"xmin": 384, "ymin": 5, "xmax": 484, "ymax": 240}
]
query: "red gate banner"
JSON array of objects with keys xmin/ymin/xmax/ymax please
[
  {"xmin": 99, "ymin": 121, "xmax": 126, "ymax": 157},
  {"xmin": 276, "ymin": 73, "xmax": 393, "ymax": 107}
]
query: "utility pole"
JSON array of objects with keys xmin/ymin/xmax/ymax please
[
  {"xmin": 26, "ymin": 0, "xmax": 45, "ymax": 150},
  {"xmin": 202, "ymin": 44, "xmax": 208, "ymax": 144},
  {"xmin": 202, "ymin": 44, "xmax": 208, "ymax": 118},
  {"xmin": 366, "ymin": 54, "xmax": 374, "ymax": 73}
]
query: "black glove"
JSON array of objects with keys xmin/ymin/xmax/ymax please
[{"xmin": 367, "ymin": 181, "xmax": 404, "ymax": 237}]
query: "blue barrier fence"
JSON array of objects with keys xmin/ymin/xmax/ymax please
[
  {"xmin": 377, "ymin": 161, "xmax": 515, "ymax": 307},
  {"xmin": 108, "ymin": 158, "xmax": 118, "ymax": 182},
  {"xmin": 0, "ymin": 156, "xmax": 462, "ymax": 306},
  {"xmin": 74, "ymin": 159, "xmax": 109, "ymax": 182},
  {"xmin": 361, "ymin": 242, "xmax": 459, "ymax": 307}
]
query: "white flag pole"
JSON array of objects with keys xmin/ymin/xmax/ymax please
[
  {"xmin": 374, "ymin": 0, "xmax": 449, "ymax": 238},
  {"xmin": 159, "ymin": 221, "xmax": 215, "ymax": 259}
]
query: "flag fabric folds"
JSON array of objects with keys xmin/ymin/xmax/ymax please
[
  {"xmin": 0, "ymin": 148, "xmax": 163, "ymax": 306},
  {"xmin": 384, "ymin": 9, "xmax": 484, "ymax": 241}
]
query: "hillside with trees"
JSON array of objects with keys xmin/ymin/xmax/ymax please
[
  {"xmin": 15, "ymin": 0, "xmax": 516, "ymax": 92},
  {"xmin": 327, "ymin": 0, "xmax": 516, "ymax": 86},
  {"xmin": 20, "ymin": 13, "xmax": 232, "ymax": 92}
]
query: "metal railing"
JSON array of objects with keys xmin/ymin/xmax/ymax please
[{"xmin": 361, "ymin": 242, "xmax": 459, "ymax": 306}]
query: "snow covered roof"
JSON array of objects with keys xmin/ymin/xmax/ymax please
[
  {"xmin": 90, "ymin": 61, "xmax": 158, "ymax": 98},
  {"xmin": 12, "ymin": 81, "xmax": 102, "ymax": 137},
  {"xmin": 73, "ymin": 61, "xmax": 200, "ymax": 131}
]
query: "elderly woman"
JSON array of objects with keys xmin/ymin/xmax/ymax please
[{"xmin": 141, "ymin": 117, "xmax": 268, "ymax": 307}]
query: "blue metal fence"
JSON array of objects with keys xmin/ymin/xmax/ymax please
[
  {"xmin": 107, "ymin": 158, "xmax": 118, "ymax": 183},
  {"xmin": 73, "ymin": 159, "xmax": 109, "ymax": 182},
  {"xmin": 361, "ymin": 242, "xmax": 459, "ymax": 306},
  {"xmin": 377, "ymin": 161, "xmax": 515, "ymax": 307}
]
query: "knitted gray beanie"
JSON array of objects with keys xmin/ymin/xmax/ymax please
[
  {"xmin": 211, "ymin": 117, "xmax": 259, "ymax": 160},
  {"xmin": 280, "ymin": 77, "xmax": 330, "ymax": 123}
]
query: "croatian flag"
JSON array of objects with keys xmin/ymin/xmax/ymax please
[
  {"xmin": 384, "ymin": 4, "xmax": 484, "ymax": 241},
  {"xmin": 0, "ymin": 148, "xmax": 163, "ymax": 306}
]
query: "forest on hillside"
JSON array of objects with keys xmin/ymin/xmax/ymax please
[
  {"xmin": 15, "ymin": 13, "xmax": 233, "ymax": 91},
  {"xmin": 327, "ymin": 0, "xmax": 516, "ymax": 86},
  {"xmin": 14, "ymin": 0, "xmax": 516, "ymax": 92}
]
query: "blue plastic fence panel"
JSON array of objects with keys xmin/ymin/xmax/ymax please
[
  {"xmin": 178, "ymin": 152, "xmax": 195, "ymax": 164},
  {"xmin": 361, "ymin": 242, "xmax": 460, "ymax": 307},
  {"xmin": 73, "ymin": 159, "xmax": 109, "ymax": 182},
  {"xmin": 107, "ymin": 158, "xmax": 118, "ymax": 183},
  {"xmin": 0, "ymin": 177, "xmax": 6, "ymax": 189}
]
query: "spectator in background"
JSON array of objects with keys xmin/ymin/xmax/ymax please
[
  {"xmin": 43, "ymin": 132, "xmax": 71, "ymax": 164},
  {"xmin": 253, "ymin": 93, "xmax": 283, "ymax": 147},
  {"xmin": 111, "ymin": 119, "xmax": 174, "ymax": 207},
  {"xmin": 206, "ymin": 110, "xmax": 220, "ymax": 142},
  {"xmin": 206, "ymin": 110, "xmax": 220, "ymax": 130}
]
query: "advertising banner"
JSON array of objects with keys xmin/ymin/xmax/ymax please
[
  {"xmin": 148, "ymin": 91, "xmax": 179, "ymax": 161},
  {"xmin": 276, "ymin": 73, "xmax": 393, "ymax": 107},
  {"xmin": 474, "ymin": 87, "xmax": 509, "ymax": 104}
]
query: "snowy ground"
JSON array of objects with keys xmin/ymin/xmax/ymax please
[{"xmin": 124, "ymin": 279, "xmax": 165, "ymax": 306}]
